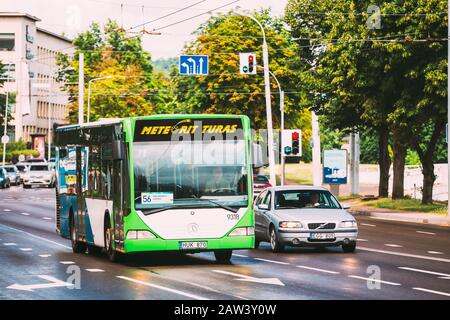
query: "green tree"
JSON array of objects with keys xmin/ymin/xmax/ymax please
[{"xmin": 57, "ymin": 20, "xmax": 170, "ymax": 123}]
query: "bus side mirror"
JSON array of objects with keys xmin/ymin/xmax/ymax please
[{"xmin": 113, "ymin": 140, "xmax": 125, "ymax": 161}]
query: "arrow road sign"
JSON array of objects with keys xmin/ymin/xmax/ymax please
[
  {"xmin": 179, "ymin": 55, "xmax": 208, "ymax": 75},
  {"xmin": 7, "ymin": 275, "xmax": 72, "ymax": 292},
  {"xmin": 212, "ymin": 270, "xmax": 285, "ymax": 286}
]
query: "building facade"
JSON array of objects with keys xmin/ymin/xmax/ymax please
[{"xmin": 0, "ymin": 12, "xmax": 73, "ymax": 145}]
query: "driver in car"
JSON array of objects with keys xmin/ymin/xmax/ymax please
[{"xmin": 204, "ymin": 166, "xmax": 232, "ymax": 194}]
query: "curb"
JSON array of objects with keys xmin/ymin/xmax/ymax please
[{"xmin": 349, "ymin": 209, "xmax": 450, "ymax": 227}]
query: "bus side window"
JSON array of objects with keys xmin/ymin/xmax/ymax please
[{"xmin": 102, "ymin": 160, "xmax": 112, "ymax": 200}]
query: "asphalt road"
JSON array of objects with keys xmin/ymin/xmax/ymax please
[{"xmin": 1, "ymin": 186, "xmax": 450, "ymax": 300}]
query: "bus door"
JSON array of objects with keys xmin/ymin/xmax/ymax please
[
  {"xmin": 76, "ymin": 146, "xmax": 87, "ymax": 241},
  {"xmin": 112, "ymin": 158, "xmax": 124, "ymax": 250}
]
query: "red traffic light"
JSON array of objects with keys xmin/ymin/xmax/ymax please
[
  {"xmin": 292, "ymin": 132, "xmax": 299, "ymax": 140},
  {"xmin": 248, "ymin": 55, "xmax": 254, "ymax": 61}
]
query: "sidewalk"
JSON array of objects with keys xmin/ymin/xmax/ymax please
[{"xmin": 348, "ymin": 203, "xmax": 450, "ymax": 227}]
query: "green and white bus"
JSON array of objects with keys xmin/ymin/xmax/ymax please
[{"xmin": 55, "ymin": 115, "xmax": 255, "ymax": 262}]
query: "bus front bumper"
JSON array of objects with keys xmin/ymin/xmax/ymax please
[{"xmin": 124, "ymin": 236, "xmax": 254, "ymax": 253}]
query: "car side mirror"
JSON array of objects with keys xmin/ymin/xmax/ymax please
[
  {"xmin": 258, "ymin": 204, "xmax": 269, "ymax": 211},
  {"xmin": 342, "ymin": 203, "xmax": 351, "ymax": 210}
]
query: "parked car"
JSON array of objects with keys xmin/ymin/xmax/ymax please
[
  {"xmin": 253, "ymin": 174, "xmax": 271, "ymax": 197},
  {"xmin": 0, "ymin": 168, "xmax": 11, "ymax": 189},
  {"xmin": 254, "ymin": 185, "xmax": 358, "ymax": 253},
  {"xmin": 0, "ymin": 165, "xmax": 21, "ymax": 185},
  {"xmin": 15, "ymin": 163, "xmax": 29, "ymax": 183},
  {"xmin": 22, "ymin": 164, "xmax": 56, "ymax": 188}
]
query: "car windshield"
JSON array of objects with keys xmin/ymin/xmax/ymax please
[
  {"xmin": 4, "ymin": 167, "xmax": 15, "ymax": 173},
  {"xmin": 16, "ymin": 165, "xmax": 26, "ymax": 172},
  {"xmin": 254, "ymin": 175, "xmax": 269, "ymax": 182},
  {"xmin": 275, "ymin": 190, "xmax": 341, "ymax": 209},
  {"xmin": 133, "ymin": 140, "xmax": 248, "ymax": 210},
  {"xmin": 29, "ymin": 165, "xmax": 49, "ymax": 171}
]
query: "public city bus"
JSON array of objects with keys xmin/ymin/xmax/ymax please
[{"xmin": 55, "ymin": 115, "xmax": 255, "ymax": 262}]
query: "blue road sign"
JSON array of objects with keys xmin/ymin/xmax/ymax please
[{"xmin": 179, "ymin": 55, "xmax": 208, "ymax": 75}]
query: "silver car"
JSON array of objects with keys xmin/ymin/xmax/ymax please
[{"xmin": 254, "ymin": 186, "xmax": 358, "ymax": 253}]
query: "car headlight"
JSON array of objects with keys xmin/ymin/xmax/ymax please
[
  {"xmin": 339, "ymin": 221, "xmax": 357, "ymax": 228},
  {"xmin": 126, "ymin": 230, "xmax": 156, "ymax": 240},
  {"xmin": 279, "ymin": 221, "xmax": 303, "ymax": 229},
  {"xmin": 229, "ymin": 227, "xmax": 254, "ymax": 236}
]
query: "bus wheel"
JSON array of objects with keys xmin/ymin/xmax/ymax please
[
  {"xmin": 214, "ymin": 250, "xmax": 232, "ymax": 264},
  {"xmin": 70, "ymin": 215, "xmax": 86, "ymax": 253},
  {"xmin": 104, "ymin": 218, "xmax": 121, "ymax": 262},
  {"xmin": 87, "ymin": 244, "xmax": 102, "ymax": 255}
]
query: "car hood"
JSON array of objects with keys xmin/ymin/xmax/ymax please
[{"xmin": 273, "ymin": 208, "xmax": 355, "ymax": 223}]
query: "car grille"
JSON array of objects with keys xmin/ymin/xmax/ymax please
[{"xmin": 308, "ymin": 223, "xmax": 336, "ymax": 230}]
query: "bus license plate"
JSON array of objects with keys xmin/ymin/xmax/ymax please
[
  {"xmin": 310, "ymin": 233, "xmax": 335, "ymax": 240},
  {"xmin": 179, "ymin": 241, "xmax": 208, "ymax": 250}
]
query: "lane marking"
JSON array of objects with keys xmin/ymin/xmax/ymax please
[
  {"xmin": 357, "ymin": 238, "xmax": 368, "ymax": 242},
  {"xmin": 42, "ymin": 217, "xmax": 52, "ymax": 220},
  {"xmin": 361, "ymin": 223, "xmax": 376, "ymax": 227},
  {"xmin": 39, "ymin": 254, "xmax": 51, "ymax": 258},
  {"xmin": 3, "ymin": 243, "xmax": 16, "ymax": 246},
  {"xmin": 20, "ymin": 248, "xmax": 33, "ymax": 251},
  {"xmin": 254, "ymin": 258, "xmax": 290, "ymax": 265},
  {"xmin": 212, "ymin": 270, "xmax": 285, "ymax": 286},
  {"xmin": 85, "ymin": 269, "xmax": 105, "ymax": 273},
  {"xmin": 428, "ymin": 251, "xmax": 444, "ymax": 255},
  {"xmin": 117, "ymin": 276, "xmax": 209, "ymax": 300},
  {"xmin": 413, "ymin": 287, "xmax": 450, "ymax": 297},
  {"xmin": 398, "ymin": 267, "xmax": 450, "ymax": 278},
  {"xmin": 416, "ymin": 231, "xmax": 435, "ymax": 235},
  {"xmin": 0, "ymin": 223, "xmax": 71, "ymax": 250},
  {"xmin": 348, "ymin": 275, "xmax": 401, "ymax": 286},
  {"xmin": 59, "ymin": 261, "xmax": 75, "ymax": 265},
  {"xmin": 358, "ymin": 246, "xmax": 450, "ymax": 263},
  {"xmin": 297, "ymin": 265, "xmax": 340, "ymax": 274},
  {"xmin": 7, "ymin": 275, "xmax": 71, "ymax": 292},
  {"xmin": 3, "ymin": 209, "xmax": 11, "ymax": 212},
  {"xmin": 384, "ymin": 244, "xmax": 403, "ymax": 248},
  {"xmin": 232, "ymin": 253, "xmax": 248, "ymax": 258},
  {"xmin": 20, "ymin": 212, "xmax": 30, "ymax": 216}
]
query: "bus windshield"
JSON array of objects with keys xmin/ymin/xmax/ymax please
[{"xmin": 133, "ymin": 140, "xmax": 248, "ymax": 210}]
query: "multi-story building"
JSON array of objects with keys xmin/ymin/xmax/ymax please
[{"xmin": 0, "ymin": 12, "xmax": 73, "ymax": 148}]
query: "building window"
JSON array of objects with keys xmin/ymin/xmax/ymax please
[
  {"xmin": 0, "ymin": 33, "xmax": 15, "ymax": 51},
  {"xmin": 3, "ymin": 64, "xmax": 15, "ymax": 79}
]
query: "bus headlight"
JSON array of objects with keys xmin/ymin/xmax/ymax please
[
  {"xmin": 229, "ymin": 227, "xmax": 254, "ymax": 236},
  {"xmin": 126, "ymin": 230, "xmax": 156, "ymax": 240}
]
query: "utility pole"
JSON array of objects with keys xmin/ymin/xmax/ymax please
[
  {"xmin": 311, "ymin": 111, "xmax": 322, "ymax": 186},
  {"xmin": 447, "ymin": 0, "xmax": 450, "ymax": 217},
  {"xmin": 78, "ymin": 53, "xmax": 84, "ymax": 124},
  {"xmin": 280, "ymin": 90, "xmax": 285, "ymax": 185},
  {"xmin": 2, "ymin": 64, "xmax": 11, "ymax": 165},
  {"xmin": 350, "ymin": 131, "xmax": 360, "ymax": 195}
]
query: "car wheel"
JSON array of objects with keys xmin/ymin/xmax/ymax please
[
  {"xmin": 214, "ymin": 250, "xmax": 232, "ymax": 264},
  {"xmin": 70, "ymin": 215, "xmax": 87, "ymax": 254},
  {"xmin": 270, "ymin": 227, "xmax": 284, "ymax": 252},
  {"xmin": 255, "ymin": 239, "xmax": 261, "ymax": 249},
  {"xmin": 342, "ymin": 242, "xmax": 356, "ymax": 253},
  {"xmin": 23, "ymin": 184, "xmax": 30, "ymax": 189},
  {"xmin": 104, "ymin": 217, "xmax": 122, "ymax": 262}
]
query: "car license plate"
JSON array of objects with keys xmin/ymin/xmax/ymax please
[
  {"xmin": 179, "ymin": 241, "xmax": 207, "ymax": 250},
  {"xmin": 310, "ymin": 233, "xmax": 335, "ymax": 240}
]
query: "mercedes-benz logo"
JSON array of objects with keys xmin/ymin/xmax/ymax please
[
  {"xmin": 190, "ymin": 211, "xmax": 195, "ymax": 215},
  {"xmin": 188, "ymin": 223, "xmax": 199, "ymax": 234}
]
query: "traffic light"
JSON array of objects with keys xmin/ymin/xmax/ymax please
[
  {"xmin": 248, "ymin": 54, "xmax": 254, "ymax": 73},
  {"xmin": 292, "ymin": 131, "xmax": 300, "ymax": 155}
]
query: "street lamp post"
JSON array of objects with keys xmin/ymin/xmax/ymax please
[
  {"xmin": 87, "ymin": 76, "xmax": 113, "ymax": 123},
  {"xmin": 2, "ymin": 64, "xmax": 11, "ymax": 165},
  {"xmin": 235, "ymin": 10, "xmax": 277, "ymax": 186}
]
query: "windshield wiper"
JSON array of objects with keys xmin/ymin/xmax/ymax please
[
  {"xmin": 176, "ymin": 197, "xmax": 240, "ymax": 213},
  {"xmin": 141, "ymin": 203, "xmax": 201, "ymax": 215}
]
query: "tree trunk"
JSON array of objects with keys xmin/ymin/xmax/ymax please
[
  {"xmin": 377, "ymin": 127, "xmax": 390, "ymax": 197},
  {"xmin": 391, "ymin": 132, "xmax": 406, "ymax": 199},
  {"xmin": 421, "ymin": 162, "xmax": 435, "ymax": 204}
]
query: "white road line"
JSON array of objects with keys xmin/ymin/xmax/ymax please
[
  {"xmin": 20, "ymin": 212, "xmax": 30, "ymax": 216},
  {"xmin": 3, "ymin": 243, "xmax": 16, "ymax": 246},
  {"xmin": 3, "ymin": 209, "xmax": 11, "ymax": 212},
  {"xmin": 59, "ymin": 261, "xmax": 75, "ymax": 265},
  {"xmin": 20, "ymin": 248, "xmax": 33, "ymax": 251},
  {"xmin": 361, "ymin": 223, "xmax": 376, "ymax": 227},
  {"xmin": 348, "ymin": 275, "xmax": 401, "ymax": 286},
  {"xmin": 297, "ymin": 265, "xmax": 340, "ymax": 274},
  {"xmin": 413, "ymin": 287, "xmax": 450, "ymax": 297},
  {"xmin": 254, "ymin": 258, "xmax": 290, "ymax": 265},
  {"xmin": 416, "ymin": 231, "xmax": 436, "ymax": 235},
  {"xmin": 398, "ymin": 267, "xmax": 450, "ymax": 278},
  {"xmin": 0, "ymin": 223, "xmax": 71, "ymax": 250},
  {"xmin": 42, "ymin": 217, "xmax": 52, "ymax": 220},
  {"xmin": 428, "ymin": 251, "xmax": 444, "ymax": 255},
  {"xmin": 384, "ymin": 244, "xmax": 403, "ymax": 248},
  {"xmin": 39, "ymin": 254, "xmax": 51, "ymax": 258},
  {"xmin": 232, "ymin": 253, "xmax": 248, "ymax": 258},
  {"xmin": 358, "ymin": 246, "xmax": 450, "ymax": 263},
  {"xmin": 357, "ymin": 238, "xmax": 368, "ymax": 242},
  {"xmin": 117, "ymin": 276, "xmax": 209, "ymax": 300},
  {"xmin": 85, "ymin": 269, "xmax": 105, "ymax": 273}
]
